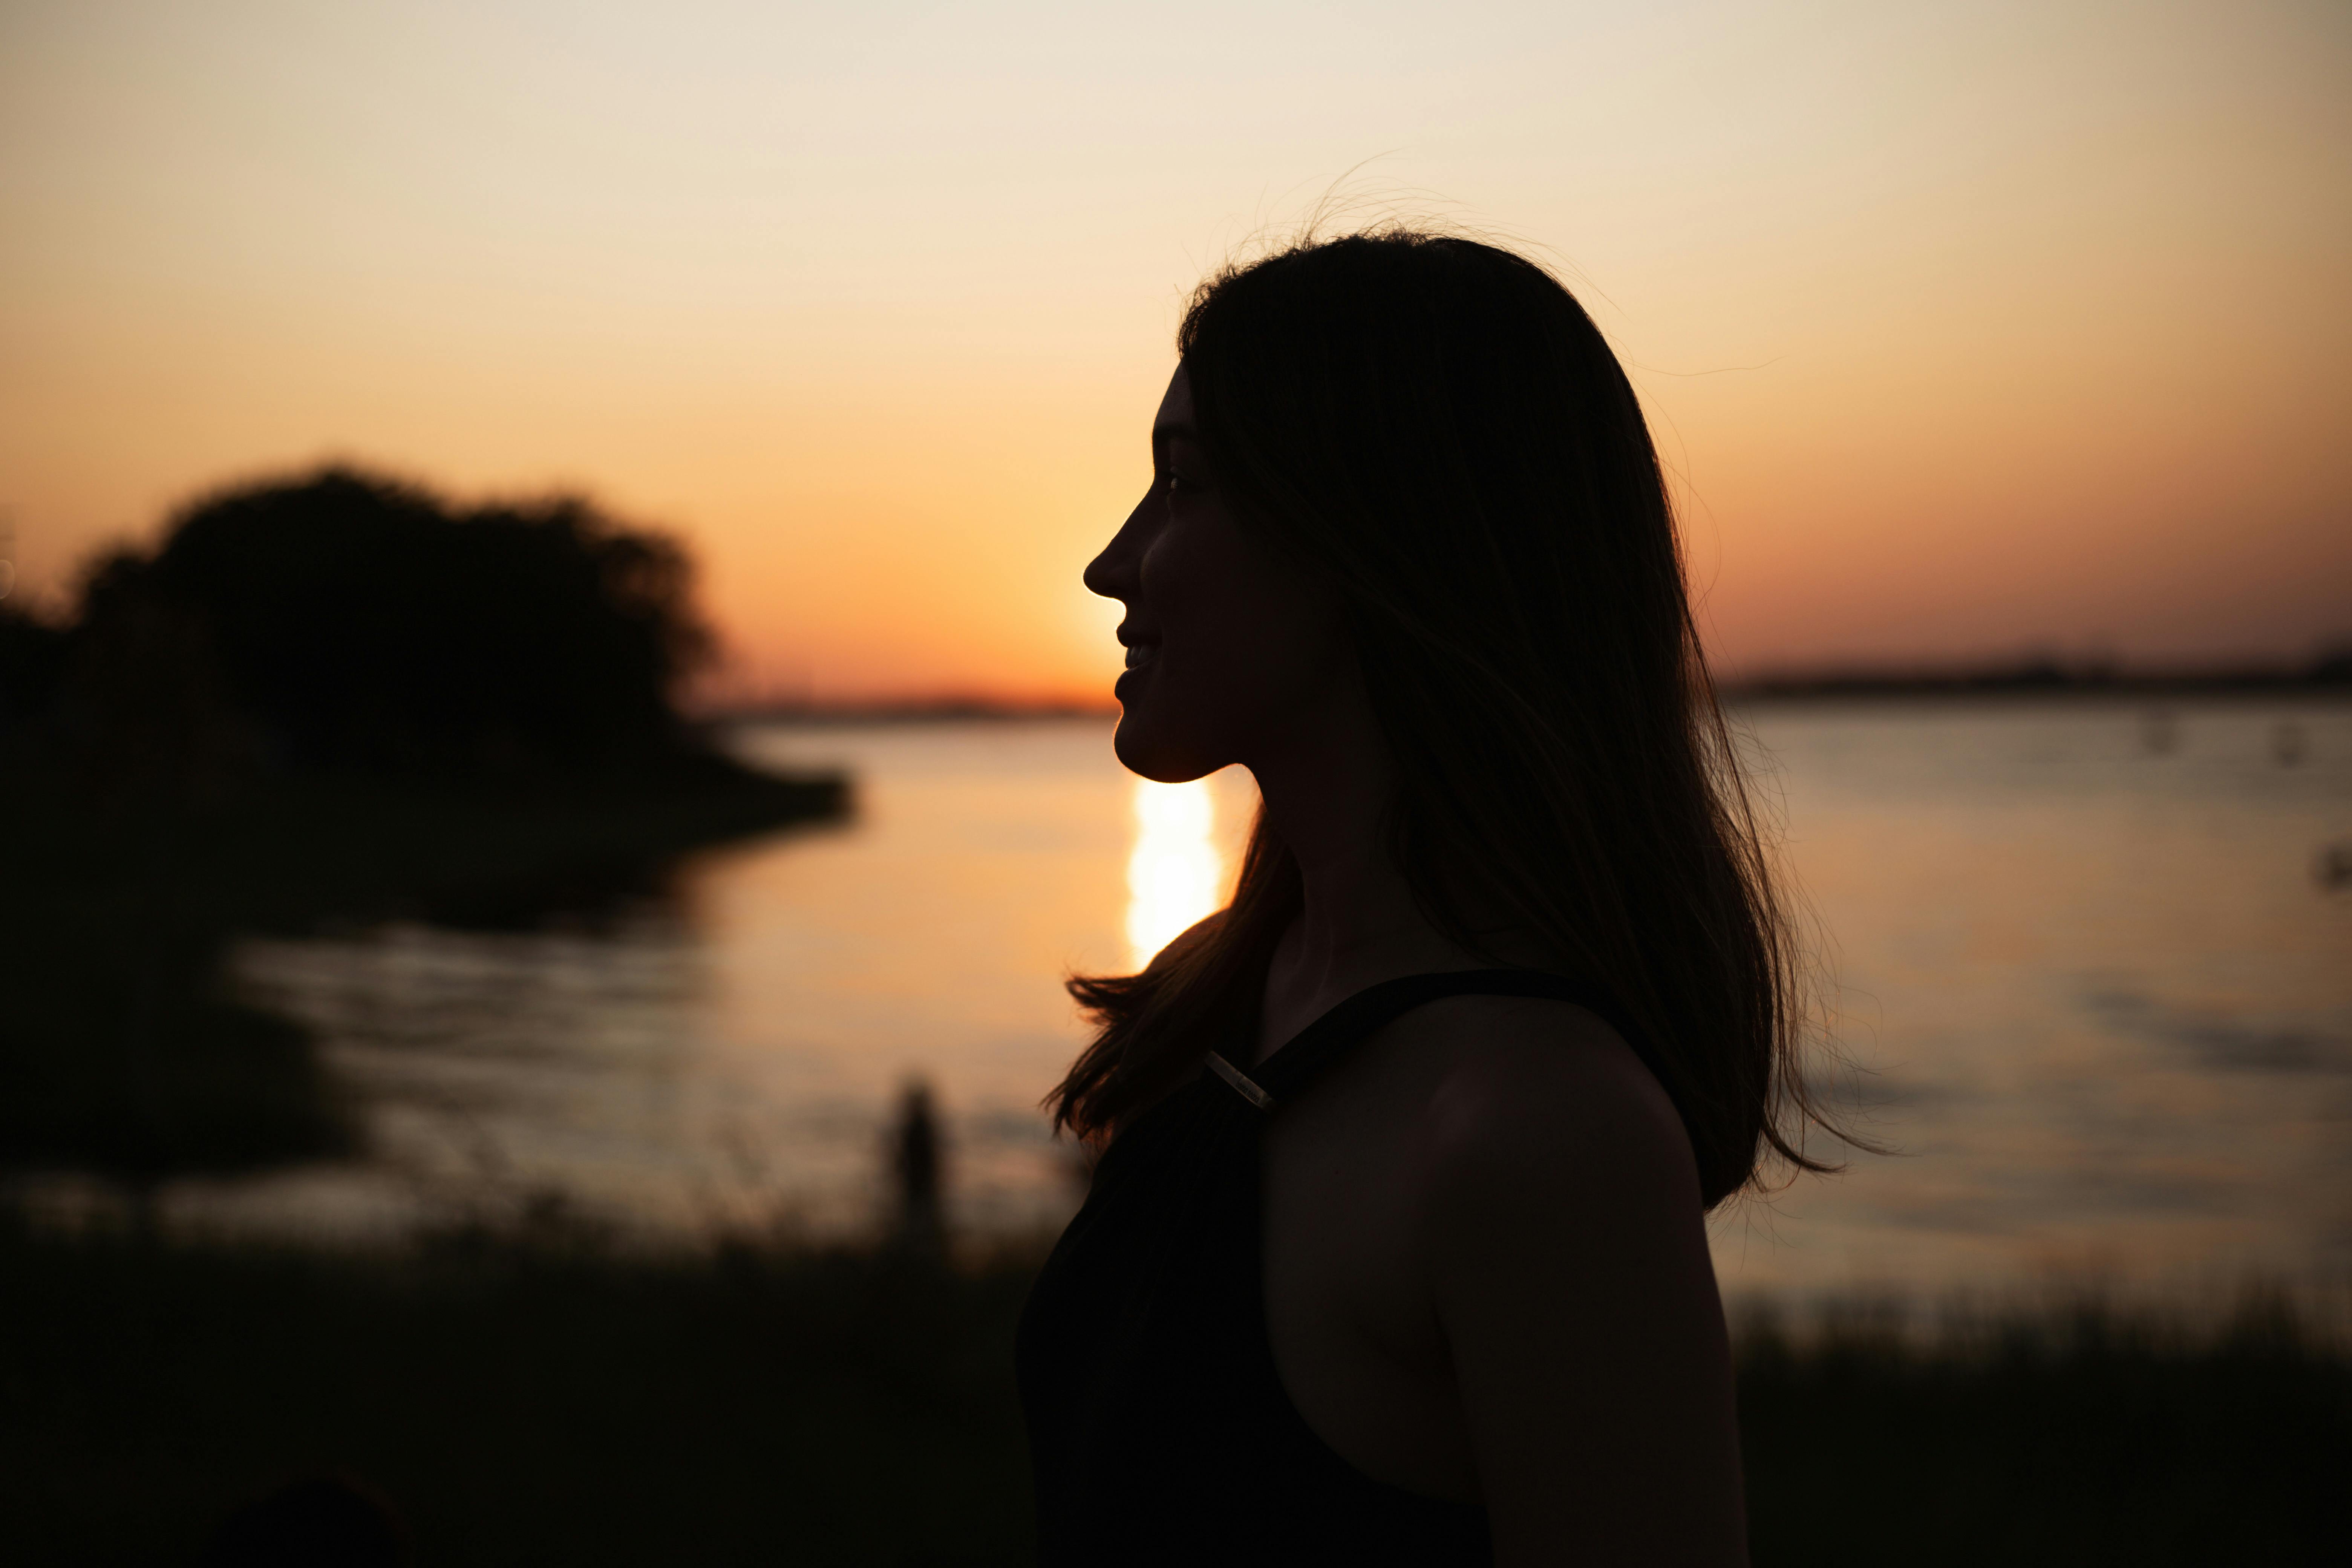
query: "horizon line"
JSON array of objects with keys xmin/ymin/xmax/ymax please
[{"xmin": 693, "ymin": 650, "xmax": 2352, "ymax": 723}]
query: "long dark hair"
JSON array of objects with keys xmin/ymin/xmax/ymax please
[{"xmin": 1050, "ymin": 229, "xmax": 1830, "ymax": 1208}]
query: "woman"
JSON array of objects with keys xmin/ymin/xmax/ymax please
[{"xmin": 1016, "ymin": 230, "xmax": 1824, "ymax": 1566}]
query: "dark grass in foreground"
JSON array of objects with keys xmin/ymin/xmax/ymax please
[
  {"xmin": 2, "ymin": 1220, "xmax": 1035, "ymax": 1567},
  {"xmin": 1736, "ymin": 1297, "xmax": 2349, "ymax": 1565},
  {"xmin": 3, "ymin": 1222, "xmax": 2344, "ymax": 1568}
]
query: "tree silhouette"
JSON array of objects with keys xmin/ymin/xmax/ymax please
[
  {"xmin": 66, "ymin": 466, "xmax": 714, "ymax": 788},
  {"xmin": 2, "ymin": 465, "xmax": 840, "ymax": 1193}
]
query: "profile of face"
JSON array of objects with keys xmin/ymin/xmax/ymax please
[{"xmin": 1083, "ymin": 368, "xmax": 1356, "ymax": 784}]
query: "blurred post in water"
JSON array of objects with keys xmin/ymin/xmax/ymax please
[{"xmin": 889, "ymin": 1077, "xmax": 947, "ymax": 1258}]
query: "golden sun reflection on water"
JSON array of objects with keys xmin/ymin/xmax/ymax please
[{"xmin": 1125, "ymin": 778, "xmax": 1224, "ymax": 969}]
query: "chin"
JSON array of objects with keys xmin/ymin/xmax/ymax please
[{"xmin": 1111, "ymin": 710, "xmax": 1222, "ymax": 784}]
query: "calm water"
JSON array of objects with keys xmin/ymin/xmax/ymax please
[{"xmin": 204, "ymin": 700, "xmax": 2349, "ymax": 1303}]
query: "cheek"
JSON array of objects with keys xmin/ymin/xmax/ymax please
[{"xmin": 1148, "ymin": 520, "xmax": 1346, "ymax": 706}]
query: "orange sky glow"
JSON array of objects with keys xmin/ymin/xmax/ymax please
[{"xmin": 3, "ymin": 0, "xmax": 2345, "ymax": 703}]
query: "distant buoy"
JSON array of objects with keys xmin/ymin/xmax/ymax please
[
  {"xmin": 2139, "ymin": 709, "xmax": 2177, "ymax": 755},
  {"xmin": 2273, "ymin": 722, "xmax": 2307, "ymax": 767},
  {"xmin": 2318, "ymin": 844, "xmax": 2352, "ymax": 892}
]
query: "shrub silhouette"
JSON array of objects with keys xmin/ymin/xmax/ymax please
[
  {"xmin": 67, "ymin": 466, "xmax": 713, "ymax": 785},
  {"xmin": 0, "ymin": 465, "xmax": 839, "ymax": 1187},
  {"xmin": 0, "ymin": 600, "xmax": 69, "ymax": 742}
]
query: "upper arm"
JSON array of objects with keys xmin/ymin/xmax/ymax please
[{"xmin": 1419, "ymin": 1008, "xmax": 1747, "ymax": 1567}]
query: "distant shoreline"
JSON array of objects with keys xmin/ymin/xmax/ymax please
[
  {"xmin": 710, "ymin": 698, "xmax": 1121, "ymax": 725},
  {"xmin": 709, "ymin": 655, "xmax": 2352, "ymax": 723},
  {"xmin": 1723, "ymin": 654, "xmax": 2350, "ymax": 704}
]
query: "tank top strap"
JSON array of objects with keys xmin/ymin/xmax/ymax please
[{"xmin": 1205, "ymin": 968, "xmax": 1651, "ymax": 1114}]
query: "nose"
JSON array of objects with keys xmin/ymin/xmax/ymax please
[
  {"xmin": 1081, "ymin": 541, "xmax": 1119, "ymax": 602},
  {"xmin": 1084, "ymin": 492, "xmax": 1150, "ymax": 603}
]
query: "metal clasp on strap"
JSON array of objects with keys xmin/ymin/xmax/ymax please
[{"xmin": 1205, "ymin": 1051, "xmax": 1276, "ymax": 1112}]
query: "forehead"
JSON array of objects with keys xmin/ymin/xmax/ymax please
[{"xmin": 1152, "ymin": 365, "xmax": 1196, "ymax": 439}]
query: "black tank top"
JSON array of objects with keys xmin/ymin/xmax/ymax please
[{"xmin": 1016, "ymin": 969, "xmax": 1653, "ymax": 1566}]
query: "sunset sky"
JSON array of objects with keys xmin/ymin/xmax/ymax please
[{"xmin": 3, "ymin": 0, "xmax": 2345, "ymax": 701}]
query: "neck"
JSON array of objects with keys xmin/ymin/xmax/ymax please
[{"xmin": 1244, "ymin": 680, "xmax": 1484, "ymax": 1053}]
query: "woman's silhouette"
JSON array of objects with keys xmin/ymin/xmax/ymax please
[{"xmin": 1017, "ymin": 230, "xmax": 1822, "ymax": 1566}]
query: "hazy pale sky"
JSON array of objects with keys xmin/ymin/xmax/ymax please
[{"xmin": 4, "ymin": 0, "xmax": 2346, "ymax": 698}]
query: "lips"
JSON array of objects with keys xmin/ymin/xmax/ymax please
[{"xmin": 1123, "ymin": 643, "xmax": 1158, "ymax": 670}]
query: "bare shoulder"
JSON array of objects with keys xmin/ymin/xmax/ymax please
[
  {"xmin": 1383, "ymin": 994, "xmax": 1701, "ymax": 1222},
  {"xmin": 1374, "ymin": 996, "xmax": 1746, "ymax": 1564}
]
